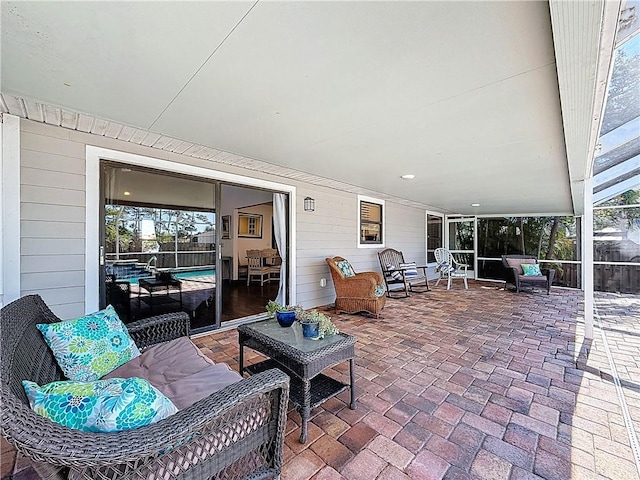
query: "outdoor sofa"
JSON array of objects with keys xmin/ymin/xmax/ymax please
[
  {"xmin": 502, "ymin": 254, "xmax": 555, "ymax": 294},
  {"xmin": 1, "ymin": 294, "xmax": 289, "ymax": 480}
]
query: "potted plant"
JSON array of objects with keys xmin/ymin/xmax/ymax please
[
  {"xmin": 265, "ymin": 300, "xmax": 298, "ymax": 327},
  {"xmin": 296, "ymin": 309, "xmax": 339, "ymax": 339}
]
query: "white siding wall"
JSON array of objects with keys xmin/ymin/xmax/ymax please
[
  {"xmin": 20, "ymin": 122, "xmax": 87, "ymax": 319},
  {"xmin": 296, "ymin": 188, "xmax": 427, "ymax": 308},
  {"xmin": 17, "ymin": 119, "xmax": 432, "ymax": 317}
]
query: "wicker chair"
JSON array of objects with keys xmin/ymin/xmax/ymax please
[
  {"xmin": 377, "ymin": 248, "xmax": 430, "ymax": 298},
  {"xmin": 325, "ymin": 257, "xmax": 386, "ymax": 318},
  {"xmin": 1, "ymin": 294, "xmax": 290, "ymax": 480},
  {"xmin": 105, "ymin": 274, "xmax": 132, "ymax": 322},
  {"xmin": 502, "ymin": 255, "xmax": 555, "ymax": 294}
]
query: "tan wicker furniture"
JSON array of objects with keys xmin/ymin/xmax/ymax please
[
  {"xmin": 1, "ymin": 294, "xmax": 290, "ymax": 480},
  {"xmin": 325, "ymin": 256, "xmax": 386, "ymax": 317},
  {"xmin": 377, "ymin": 248, "xmax": 430, "ymax": 298},
  {"xmin": 238, "ymin": 320, "xmax": 356, "ymax": 444},
  {"xmin": 502, "ymin": 255, "xmax": 555, "ymax": 294}
]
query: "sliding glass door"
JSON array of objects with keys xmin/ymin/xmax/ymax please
[
  {"xmin": 100, "ymin": 162, "xmax": 219, "ymax": 332},
  {"xmin": 100, "ymin": 163, "xmax": 292, "ymax": 333}
]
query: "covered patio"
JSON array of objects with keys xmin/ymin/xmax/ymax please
[
  {"xmin": 3, "ymin": 283, "xmax": 639, "ymax": 480},
  {"xmin": 184, "ymin": 284, "xmax": 638, "ymax": 479},
  {"xmin": 1, "ymin": 1, "xmax": 639, "ymax": 479}
]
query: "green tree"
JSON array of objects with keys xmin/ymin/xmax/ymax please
[{"xmin": 600, "ymin": 46, "xmax": 640, "ymax": 135}]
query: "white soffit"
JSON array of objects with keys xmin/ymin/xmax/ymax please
[
  {"xmin": 0, "ymin": 1, "xmax": 604, "ymax": 215},
  {"xmin": 0, "ymin": 94, "xmax": 437, "ymax": 212},
  {"xmin": 0, "ymin": 1, "xmax": 256, "ymax": 127},
  {"xmin": 549, "ymin": 0, "xmax": 621, "ymax": 216}
]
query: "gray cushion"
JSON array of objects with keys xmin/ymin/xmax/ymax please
[
  {"xmin": 506, "ymin": 257, "xmax": 535, "ymax": 274},
  {"xmin": 105, "ymin": 336, "xmax": 241, "ymax": 410},
  {"xmin": 517, "ymin": 274, "xmax": 546, "ymax": 282}
]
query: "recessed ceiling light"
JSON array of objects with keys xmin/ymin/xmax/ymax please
[
  {"xmin": 401, "ymin": 174, "xmax": 415, "ymax": 179},
  {"xmin": 123, "ymin": 191, "xmax": 131, "ymax": 196},
  {"xmin": 471, "ymin": 203, "xmax": 480, "ymax": 207}
]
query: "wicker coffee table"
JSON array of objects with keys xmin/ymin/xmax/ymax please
[{"xmin": 238, "ymin": 320, "xmax": 356, "ymax": 443}]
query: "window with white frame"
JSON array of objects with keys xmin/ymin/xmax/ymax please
[
  {"xmin": 426, "ymin": 213, "xmax": 444, "ymax": 263},
  {"xmin": 358, "ymin": 195, "xmax": 384, "ymax": 247}
]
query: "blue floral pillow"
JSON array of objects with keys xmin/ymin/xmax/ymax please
[
  {"xmin": 336, "ymin": 260, "xmax": 356, "ymax": 277},
  {"xmin": 23, "ymin": 377, "xmax": 177, "ymax": 432},
  {"xmin": 37, "ymin": 305, "xmax": 141, "ymax": 382},
  {"xmin": 522, "ymin": 263, "xmax": 542, "ymax": 276},
  {"xmin": 374, "ymin": 285, "xmax": 386, "ymax": 297}
]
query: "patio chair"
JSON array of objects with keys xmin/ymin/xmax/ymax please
[
  {"xmin": 325, "ymin": 256, "xmax": 386, "ymax": 317},
  {"xmin": 0, "ymin": 294, "xmax": 289, "ymax": 480},
  {"xmin": 105, "ymin": 274, "xmax": 132, "ymax": 322},
  {"xmin": 246, "ymin": 249, "xmax": 270, "ymax": 286},
  {"xmin": 237, "ymin": 253, "xmax": 248, "ymax": 281},
  {"xmin": 502, "ymin": 254, "xmax": 555, "ymax": 294},
  {"xmin": 434, "ymin": 248, "xmax": 469, "ymax": 290},
  {"xmin": 377, "ymin": 248, "xmax": 430, "ymax": 298},
  {"xmin": 262, "ymin": 248, "xmax": 282, "ymax": 281}
]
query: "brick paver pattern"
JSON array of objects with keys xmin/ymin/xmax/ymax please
[
  {"xmin": 193, "ymin": 283, "xmax": 640, "ymax": 480},
  {"xmin": 3, "ymin": 283, "xmax": 639, "ymax": 480}
]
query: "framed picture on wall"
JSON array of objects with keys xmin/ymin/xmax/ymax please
[
  {"xmin": 238, "ymin": 213, "xmax": 263, "ymax": 238},
  {"xmin": 222, "ymin": 215, "xmax": 231, "ymax": 239}
]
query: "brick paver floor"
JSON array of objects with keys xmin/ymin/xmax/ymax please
[
  {"xmin": 193, "ymin": 282, "xmax": 640, "ymax": 480},
  {"xmin": 3, "ymin": 282, "xmax": 639, "ymax": 480}
]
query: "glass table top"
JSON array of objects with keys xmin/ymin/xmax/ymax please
[{"xmin": 242, "ymin": 319, "xmax": 352, "ymax": 353}]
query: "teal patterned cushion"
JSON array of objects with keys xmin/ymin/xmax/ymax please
[
  {"xmin": 23, "ymin": 377, "xmax": 177, "ymax": 432},
  {"xmin": 522, "ymin": 263, "xmax": 542, "ymax": 276},
  {"xmin": 336, "ymin": 260, "xmax": 356, "ymax": 277},
  {"xmin": 37, "ymin": 305, "xmax": 141, "ymax": 382},
  {"xmin": 374, "ymin": 285, "xmax": 386, "ymax": 297}
]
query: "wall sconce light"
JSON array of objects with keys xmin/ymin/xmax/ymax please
[{"xmin": 304, "ymin": 197, "xmax": 315, "ymax": 212}]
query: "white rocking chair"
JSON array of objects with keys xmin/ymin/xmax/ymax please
[{"xmin": 434, "ymin": 248, "xmax": 469, "ymax": 290}]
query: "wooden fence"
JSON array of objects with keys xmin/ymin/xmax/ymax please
[
  {"xmin": 107, "ymin": 243, "xmax": 215, "ymax": 269},
  {"xmin": 479, "ymin": 260, "xmax": 638, "ymax": 294}
]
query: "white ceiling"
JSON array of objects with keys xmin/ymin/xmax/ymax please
[{"xmin": 1, "ymin": 1, "xmax": 614, "ymax": 215}]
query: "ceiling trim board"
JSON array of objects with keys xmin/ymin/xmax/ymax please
[{"xmin": 1, "ymin": 94, "xmax": 440, "ymax": 212}]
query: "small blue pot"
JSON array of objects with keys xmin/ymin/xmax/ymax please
[
  {"xmin": 276, "ymin": 311, "xmax": 296, "ymax": 327},
  {"xmin": 301, "ymin": 322, "xmax": 320, "ymax": 339}
]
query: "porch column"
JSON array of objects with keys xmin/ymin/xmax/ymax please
[{"xmin": 583, "ymin": 177, "xmax": 594, "ymax": 339}]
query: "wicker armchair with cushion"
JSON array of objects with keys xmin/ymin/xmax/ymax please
[
  {"xmin": 501, "ymin": 255, "xmax": 555, "ymax": 294},
  {"xmin": 325, "ymin": 257, "xmax": 386, "ymax": 318},
  {"xmin": 1, "ymin": 294, "xmax": 289, "ymax": 480}
]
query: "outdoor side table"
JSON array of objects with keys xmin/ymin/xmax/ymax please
[
  {"xmin": 138, "ymin": 277, "xmax": 183, "ymax": 313},
  {"xmin": 238, "ymin": 320, "xmax": 356, "ymax": 443}
]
